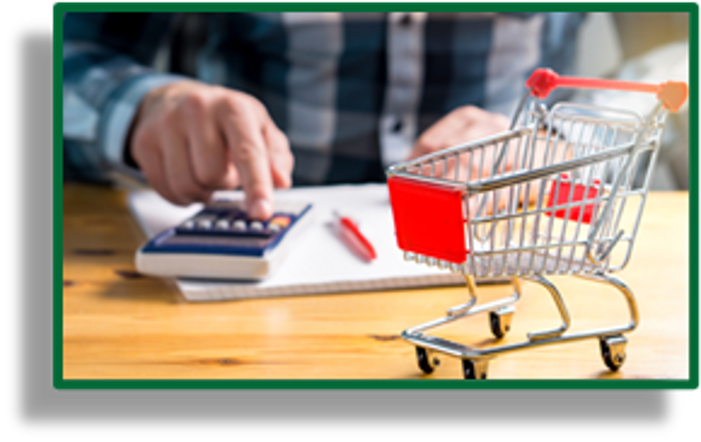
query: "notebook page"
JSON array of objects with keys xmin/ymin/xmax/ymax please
[{"xmin": 128, "ymin": 184, "xmax": 467, "ymax": 301}]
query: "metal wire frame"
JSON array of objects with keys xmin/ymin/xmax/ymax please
[{"xmin": 387, "ymin": 97, "xmax": 669, "ymax": 279}]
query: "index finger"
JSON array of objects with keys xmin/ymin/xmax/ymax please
[{"xmin": 217, "ymin": 101, "xmax": 275, "ymax": 220}]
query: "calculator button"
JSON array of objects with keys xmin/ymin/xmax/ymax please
[
  {"xmin": 269, "ymin": 215, "xmax": 291, "ymax": 229},
  {"xmin": 250, "ymin": 221, "xmax": 264, "ymax": 232},
  {"xmin": 197, "ymin": 219, "xmax": 213, "ymax": 229},
  {"xmin": 267, "ymin": 224, "xmax": 281, "ymax": 233},
  {"xmin": 215, "ymin": 219, "xmax": 230, "ymax": 230},
  {"xmin": 232, "ymin": 220, "xmax": 247, "ymax": 231},
  {"xmin": 181, "ymin": 220, "xmax": 195, "ymax": 229}
]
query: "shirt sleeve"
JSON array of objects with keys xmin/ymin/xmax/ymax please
[{"xmin": 62, "ymin": 12, "xmax": 186, "ymax": 183}]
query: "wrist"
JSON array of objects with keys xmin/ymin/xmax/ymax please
[{"xmin": 101, "ymin": 74, "xmax": 187, "ymax": 173}]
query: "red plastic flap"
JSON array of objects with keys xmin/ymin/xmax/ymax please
[
  {"xmin": 387, "ymin": 176, "xmax": 467, "ymax": 264},
  {"xmin": 545, "ymin": 174, "xmax": 601, "ymax": 224}
]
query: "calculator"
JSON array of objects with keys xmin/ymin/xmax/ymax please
[{"xmin": 135, "ymin": 198, "xmax": 313, "ymax": 280}]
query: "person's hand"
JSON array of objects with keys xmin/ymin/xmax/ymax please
[
  {"xmin": 129, "ymin": 81, "xmax": 293, "ymax": 219},
  {"xmin": 412, "ymin": 105, "xmax": 511, "ymax": 158},
  {"xmin": 408, "ymin": 105, "xmax": 553, "ymax": 215},
  {"xmin": 410, "ymin": 106, "xmax": 514, "ymax": 215}
]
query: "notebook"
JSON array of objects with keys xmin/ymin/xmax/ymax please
[{"xmin": 128, "ymin": 183, "xmax": 475, "ymax": 302}]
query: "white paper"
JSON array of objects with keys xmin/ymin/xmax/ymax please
[{"xmin": 128, "ymin": 184, "xmax": 466, "ymax": 301}]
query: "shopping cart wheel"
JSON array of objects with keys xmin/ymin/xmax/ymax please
[
  {"xmin": 599, "ymin": 335, "xmax": 628, "ymax": 371},
  {"xmin": 462, "ymin": 359, "xmax": 488, "ymax": 380},
  {"xmin": 489, "ymin": 306, "xmax": 515, "ymax": 339},
  {"xmin": 415, "ymin": 347, "xmax": 439, "ymax": 374}
]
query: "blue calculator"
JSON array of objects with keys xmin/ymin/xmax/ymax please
[{"xmin": 135, "ymin": 198, "xmax": 313, "ymax": 280}]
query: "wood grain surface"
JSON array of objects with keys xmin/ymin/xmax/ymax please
[{"xmin": 62, "ymin": 183, "xmax": 690, "ymax": 380}]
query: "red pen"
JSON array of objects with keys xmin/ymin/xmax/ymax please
[{"xmin": 333, "ymin": 211, "xmax": 377, "ymax": 262}]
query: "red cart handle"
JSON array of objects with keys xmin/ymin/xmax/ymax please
[{"xmin": 526, "ymin": 68, "xmax": 688, "ymax": 113}]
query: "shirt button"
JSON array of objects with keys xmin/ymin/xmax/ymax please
[
  {"xmin": 392, "ymin": 118, "xmax": 403, "ymax": 133},
  {"xmin": 399, "ymin": 14, "xmax": 412, "ymax": 26}
]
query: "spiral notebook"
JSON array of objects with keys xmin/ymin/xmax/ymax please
[{"xmin": 128, "ymin": 184, "xmax": 482, "ymax": 302}]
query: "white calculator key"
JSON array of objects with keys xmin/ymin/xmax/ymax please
[
  {"xmin": 233, "ymin": 220, "xmax": 247, "ymax": 231},
  {"xmin": 181, "ymin": 220, "xmax": 195, "ymax": 229},
  {"xmin": 267, "ymin": 224, "xmax": 281, "ymax": 233},
  {"xmin": 215, "ymin": 219, "xmax": 230, "ymax": 230},
  {"xmin": 197, "ymin": 219, "xmax": 212, "ymax": 229},
  {"xmin": 250, "ymin": 221, "xmax": 264, "ymax": 232}
]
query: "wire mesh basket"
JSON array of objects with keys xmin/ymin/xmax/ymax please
[{"xmin": 386, "ymin": 68, "xmax": 687, "ymax": 379}]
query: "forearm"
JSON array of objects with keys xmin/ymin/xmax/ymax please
[{"xmin": 62, "ymin": 12, "xmax": 183, "ymax": 182}]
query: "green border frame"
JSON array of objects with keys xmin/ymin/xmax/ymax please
[{"xmin": 54, "ymin": 2, "xmax": 699, "ymax": 389}]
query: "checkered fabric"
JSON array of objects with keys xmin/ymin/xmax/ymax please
[{"xmin": 63, "ymin": 12, "xmax": 584, "ymax": 185}]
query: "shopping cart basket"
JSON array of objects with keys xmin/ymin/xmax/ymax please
[{"xmin": 386, "ymin": 68, "xmax": 687, "ymax": 379}]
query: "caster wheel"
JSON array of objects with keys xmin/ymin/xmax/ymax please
[
  {"xmin": 462, "ymin": 359, "xmax": 488, "ymax": 380},
  {"xmin": 416, "ymin": 347, "xmax": 439, "ymax": 374},
  {"xmin": 489, "ymin": 306, "xmax": 515, "ymax": 339},
  {"xmin": 600, "ymin": 335, "xmax": 627, "ymax": 371}
]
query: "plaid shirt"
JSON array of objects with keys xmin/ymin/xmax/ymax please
[{"xmin": 63, "ymin": 12, "xmax": 584, "ymax": 185}]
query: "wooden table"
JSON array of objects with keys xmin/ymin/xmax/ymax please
[{"xmin": 62, "ymin": 183, "xmax": 690, "ymax": 381}]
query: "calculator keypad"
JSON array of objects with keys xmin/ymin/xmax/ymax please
[{"xmin": 174, "ymin": 204, "xmax": 300, "ymax": 239}]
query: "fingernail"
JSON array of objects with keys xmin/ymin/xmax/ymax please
[{"xmin": 249, "ymin": 198, "xmax": 273, "ymax": 220}]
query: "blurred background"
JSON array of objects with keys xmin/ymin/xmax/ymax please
[
  {"xmin": 164, "ymin": 12, "xmax": 691, "ymax": 190},
  {"xmin": 575, "ymin": 12, "xmax": 690, "ymax": 191},
  {"xmin": 109, "ymin": 12, "xmax": 692, "ymax": 191}
]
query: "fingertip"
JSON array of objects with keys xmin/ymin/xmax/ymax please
[{"xmin": 248, "ymin": 197, "xmax": 273, "ymax": 220}]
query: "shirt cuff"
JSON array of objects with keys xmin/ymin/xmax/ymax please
[{"xmin": 99, "ymin": 73, "xmax": 187, "ymax": 178}]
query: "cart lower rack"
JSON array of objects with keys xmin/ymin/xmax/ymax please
[{"xmin": 387, "ymin": 69, "xmax": 687, "ymax": 379}]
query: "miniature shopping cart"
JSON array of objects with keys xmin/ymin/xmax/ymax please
[{"xmin": 386, "ymin": 68, "xmax": 687, "ymax": 379}]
